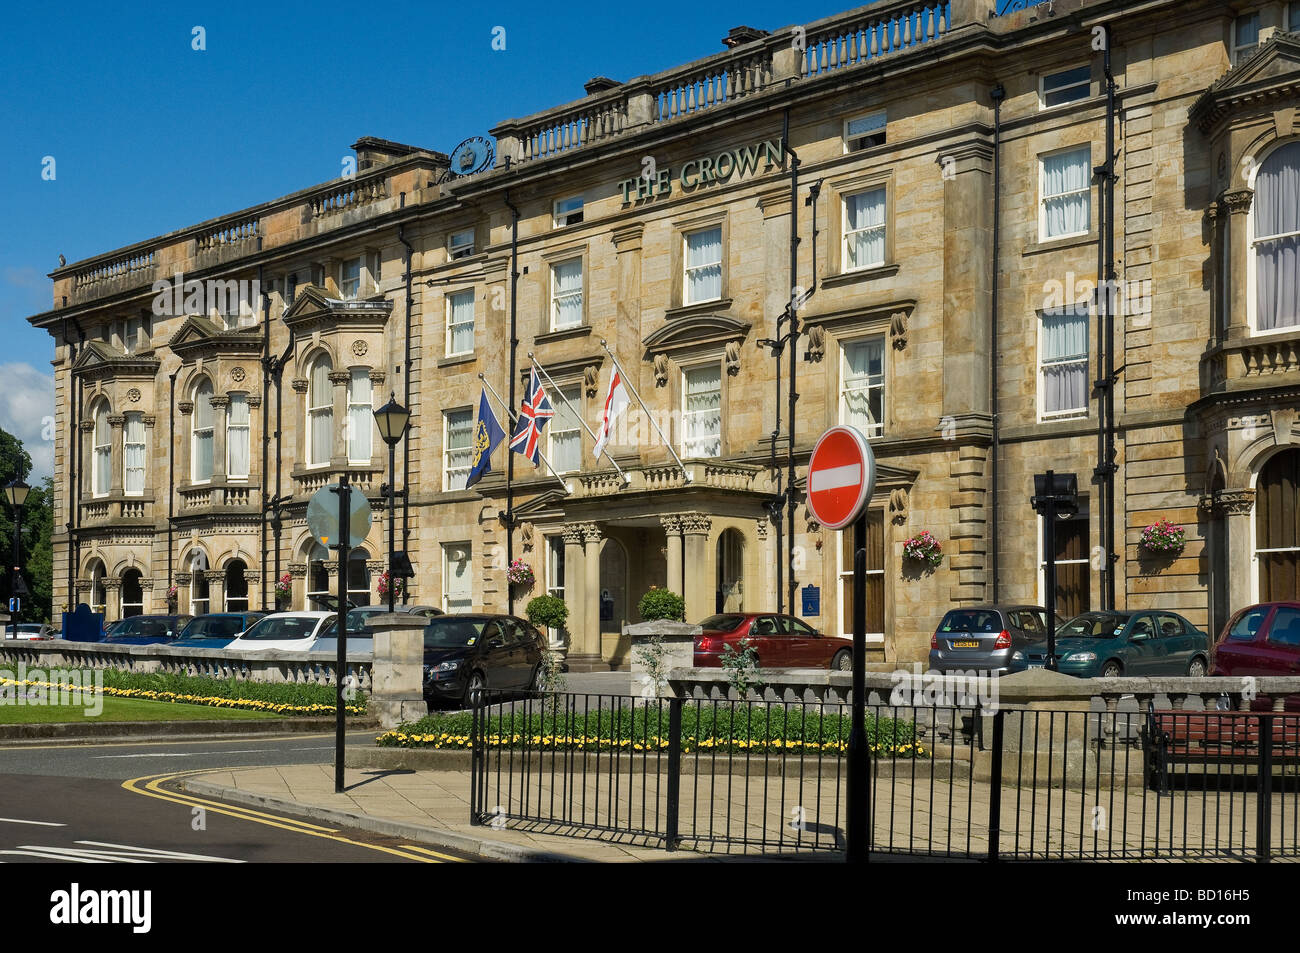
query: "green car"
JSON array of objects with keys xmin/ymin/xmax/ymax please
[{"xmin": 1010, "ymin": 610, "xmax": 1210, "ymax": 678}]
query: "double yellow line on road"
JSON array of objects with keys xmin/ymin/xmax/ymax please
[{"xmin": 122, "ymin": 770, "xmax": 465, "ymax": 863}]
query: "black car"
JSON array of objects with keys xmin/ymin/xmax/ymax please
[
  {"xmin": 101, "ymin": 614, "xmax": 196, "ymax": 646},
  {"xmin": 423, "ymin": 614, "xmax": 547, "ymax": 709}
]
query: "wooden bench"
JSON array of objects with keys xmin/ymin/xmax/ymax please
[{"xmin": 1141, "ymin": 707, "xmax": 1300, "ymax": 792}]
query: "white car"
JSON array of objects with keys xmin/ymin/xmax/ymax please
[{"xmin": 225, "ymin": 611, "xmax": 336, "ymax": 653}]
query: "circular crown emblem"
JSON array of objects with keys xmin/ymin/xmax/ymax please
[{"xmin": 448, "ymin": 137, "xmax": 495, "ymax": 177}]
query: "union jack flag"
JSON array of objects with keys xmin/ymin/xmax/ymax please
[{"xmin": 509, "ymin": 368, "xmax": 554, "ymax": 466}]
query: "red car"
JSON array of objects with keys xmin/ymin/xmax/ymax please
[
  {"xmin": 693, "ymin": 613, "xmax": 853, "ymax": 670},
  {"xmin": 1211, "ymin": 602, "xmax": 1300, "ymax": 710}
]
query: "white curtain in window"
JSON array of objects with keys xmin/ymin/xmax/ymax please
[
  {"xmin": 448, "ymin": 291, "xmax": 475, "ymax": 353},
  {"xmin": 124, "ymin": 413, "xmax": 145, "ymax": 494},
  {"xmin": 842, "ymin": 339, "xmax": 884, "ymax": 436},
  {"xmin": 309, "ymin": 357, "xmax": 333, "ymax": 465},
  {"xmin": 550, "ymin": 387, "xmax": 581, "ymax": 472},
  {"xmin": 845, "ymin": 190, "xmax": 886, "ymax": 270},
  {"xmin": 1255, "ymin": 142, "xmax": 1300, "ymax": 332},
  {"xmin": 1041, "ymin": 308, "xmax": 1089, "ymax": 414},
  {"xmin": 347, "ymin": 369, "xmax": 373, "ymax": 462},
  {"xmin": 552, "ymin": 260, "xmax": 583, "ymax": 329},
  {"xmin": 445, "ymin": 410, "xmax": 473, "ymax": 490},
  {"xmin": 683, "ymin": 365, "xmax": 722, "ymax": 457},
  {"xmin": 227, "ymin": 396, "xmax": 250, "ymax": 478},
  {"xmin": 686, "ymin": 228, "xmax": 722, "ymax": 302},
  {"xmin": 193, "ymin": 381, "xmax": 214, "ymax": 481},
  {"xmin": 1042, "ymin": 149, "xmax": 1090, "ymax": 237},
  {"xmin": 93, "ymin": 404, "xmax": 111, "ymax": 495}
]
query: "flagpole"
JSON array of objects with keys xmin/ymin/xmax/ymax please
[
  {"xmin": 598, "ymin": 339, "xmax": 692, "ymax": 482},
  {"xmin": 527, "ymin": 352, "xmax": 630, "ymax": 486},
  {"xmin": 477, "ymin": 373, "xmax": 571, "ymax": 495}
]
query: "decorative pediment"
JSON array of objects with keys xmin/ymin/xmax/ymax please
[
  {"xmin": 520, "ymin": 353, "xmax": 605, "ymax": 393},
  {"xmin": 642, "ymin": 314, "xmax": 752, "ymax": 356},
  {"xmin": 512, "ymin": 488, "xmax": 569, "ymax": 519},
  {"xmin": 280, "ymin": 284, "xmax": 393, "ymax": 332},
  {"xmin": 70, "ymin": 340, "xmax": 160, "ymax": 381},
  {"xmin": 167, "ymin": 315, "xmax": 263, "ymax": 360},
  {"xmin": 802, "ymin": 299, "xmax": 917, "ymax": 359},
  {"xmin": 1191, "ymin": 33, "xmax": 1300, "ymax": 132}
]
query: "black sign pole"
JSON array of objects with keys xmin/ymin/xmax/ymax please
[
  {"xmin": 333, "ymin": 475, "xmax": 351, "ymax": 794},
  {"xmin": 1044, "ymin": 470, "xmax": 1058, "ymax": 672},
  {"xmin": 846, "ymin": 510, "xmax": 869, "ymax": 863}
]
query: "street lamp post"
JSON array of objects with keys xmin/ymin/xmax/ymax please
[
  {"xmin": 4, "ymin": 477, "xmax": 30, "ymax": 641},
  {"xmin": 373, "ymin": 392, "xmax": 410, "ymax": 614}
]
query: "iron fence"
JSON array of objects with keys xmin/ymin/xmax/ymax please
[{"xmin": 468, "ymin": 689, "xmax": 1300, "ymax": 861}]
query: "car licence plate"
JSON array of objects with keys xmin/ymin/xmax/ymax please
[
  {"xmin": 1027, "ymin": 661, "xmax": 1044, "ymax": 669},
  {"xmin": 951, "ymin": 641, "xmax": 979, "ymax": 648}
]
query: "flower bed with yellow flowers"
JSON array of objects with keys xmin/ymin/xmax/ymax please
[
  {"xmin": 377, "ymin": 705, "xmax": 926, "ymax": 758},
  {"xmin": 0, "ymin": 669, "xmax": 366, "ymax": 717}
]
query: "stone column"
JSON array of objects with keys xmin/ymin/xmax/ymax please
[
  {"xmin": 107, "ymin": 414, "xmax": 126, "ymax": 494},
  {"xmin": 582, "ymin": 522, "xmax": 603, "ymax": 662},
  {"xmin": 247, "ymin": 394, "xmax": 262, "ymax": 481},
  {"xmin": 177, "ymin": 401, "xmax": 194, "ymax": 486},
  {"xmin": 204, "ymin": 570, "xmax": 225, "ymax": 613},
  {"xmin": 368, "ymin": 615, "xmax": 428, "ymax": 727},
  {"xmin": 102, "ymin": 578, "xmax": 122, "ymax": 623},
  {"xmin": 329, "ymin": 370, "xmax": 350, "ymax": 466},
  {"xmin": 1223, "ymin": 188, "xmax": 1254, "ymax": 341},
  {"xmin": 288, "ymin": 562, "xmax": 308, "ymax": 612},
  {"xmin": 79, "ymin": 420, "xmax": 94, "ymax": 498},
  {"xmin": 209, "ymin": 395, "xmax": 229, "ymax": 483},
  {"xmin": 612, "ymin": 224, "xmax": 645, "ymax": 389},
  {"xmin": 562, "ymin": 523, "xmax": 586, "ymax": 656},
  {"xmin": 680, "ymin": 513, "xmax": 713, "ymax": 622},
  {"xmin": 660, "ymin": 515, "xmax": 683, "ymax": 595},
  {"xmin": 175, "ymin": 572, "xmax": 192, "ymax": 614},
  {"xmin": 1220, "ymin": 489, "xmax": 1256, "ymax": 609}
]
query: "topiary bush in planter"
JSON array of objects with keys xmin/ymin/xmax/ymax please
[{"xmin": 638, "ymin": 587, "xmax": 685, "ymax": 622}]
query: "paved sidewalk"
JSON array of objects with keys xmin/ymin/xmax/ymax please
[{"xmin": 182, "ymin": 763, "xmax": 704, "ymax": 862}]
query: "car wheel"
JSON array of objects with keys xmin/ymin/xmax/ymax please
[
  {"xmin": 464, "ymin": 672, "xmax": 486, "ymax": 708},
  {"xmin": 531, "ymin": 664, "xmax": 547, "ymax": 692},
  {"xmin": 831, "ymin": 649, "xmax": 852, "ymax": 672},
  {"xmin": 1101, "ymin": 661, "xmax": 1122, "ymax": 678},
  {"xmin": 1188, "ymin": 656, "xmax": 1207, "ymax": 678}
]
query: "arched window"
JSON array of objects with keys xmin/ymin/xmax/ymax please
[
  {"xmin": 87, "ymin": 560, "xmax": 106, "ymax": 616},
  {"xmin": 92, "ymin": 401, "xmax": 111, "ymax": 497},
  {"xmin": 348, "ymin": 549, "xmax": 371, "ymax": 607},
  {"xmin": 1253, "ymin": 141, "xmax": 1300, "ymax": 332},
  {"xmin": 189, "ymin": 550, "xmax": 210, "ymax": 615},
  {"xmin": 224, "ymin": 559, "xmax": 249, "ymax": 612},
  {"xmin": 121, "ymin": 569, "xmax": 143, "ymax": 618},
  {"xmin": 124, "ymin": 412, "xmax": 146, "ymax": 495},
  {"xmin": 347, "ymin": 368, "xmax": 373, "ymax": 464},
  {"xmin": 307, "ymin": 354, "xmax": 333, "ymax": 467},
  {"xmin": 1257, "ymin": 449, "xmax": 1300, "ymax": 601},
  {"xmin": 227, "ymin": 395, "xmax": 250, "ymax": 480},
  {"xmin": 191, "ymin": 379, "xmax": 215, "ymax": 482}
]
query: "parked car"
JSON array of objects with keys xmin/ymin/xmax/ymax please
[
  {"xmin": 173, "ymin": 612, "xmax": 267, "ymax": 649},
  {"xmin": 422, "ymin": 614, "xmax": 547, "ymax": 709},
  {"xmin": 692, "ymin": 613, "xmax": 853, "ymax": 669},
  {"xmin": 3, "ymin": 623, "xmax": 55, "ymax": 641},
  {"xmin": 225, "ymin": 612, "xmax": 336, "ymax": 653},
  {"xmin": 1010, "ymin": 610, "xmax": 1209, "ymax": 677},
  {"xmin": 1210, "ymin": 602, "xmax": 1300, "ymax": 709},
  {"xmin": 929, "ymin": 605, "xmax": 1048, "ymax": 675},
  {"xmin": 101, "ymin": 614, "xmax": 195, "ymax": 645},
  {"xmin": 309, "ymin": 604, "xmax": 444, "ymax": 655}
]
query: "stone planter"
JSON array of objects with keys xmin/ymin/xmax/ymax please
[{"xmin": 626, "ymin": 619, "xmax": 701, "ymax": 701}]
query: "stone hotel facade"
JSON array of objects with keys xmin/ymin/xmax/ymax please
[{"xmin": 26, "ymin": 0, "xmax": 1300, "ymax": 667}]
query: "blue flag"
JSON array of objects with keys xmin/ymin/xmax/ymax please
[{"xmin": 465, "ymin": 388, "xmax": 506, "ymax": 489}]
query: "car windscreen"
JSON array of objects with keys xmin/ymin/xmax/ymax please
[
  {"xmin": 698, "ymin": 615, "xmax": 746, "ymax": 631},
  {"xmin": 178, "ymin": 617, "xmax": 246, "ymax": 640},
  {"xmin": 344, "ymin": 610, "xmax": 378, "ymax": 633},
  {"xmin": 1057, "ymin": 613, "xmax": 1128, "ymax": 638},
  {"xmin": 15, "ymin": 624, "xmax": 43, "ymax": 633},
  {"xmin": 113, "ymin": 618, "xmax": 174, "ymax": 639},
  {"xmin": 239, "ymin": 616, "xmax": 325, "ymax": 641},
  {"xmin": 937, "ymin": 610, "xmax": 1001, "ymax": 633},
  {"xmin": 424, "ymin": 618, "xmax": 487, "ymax": 649}
]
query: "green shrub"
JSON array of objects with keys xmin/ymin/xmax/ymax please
[
  {"xmin": 525, "ymin": 594, "xmax": 568, "ymax": 630},
  {"xmin": 97, "ymin": 669, "xmax": 366, "ymax": 715},
  {"xmin": 637, "ymin": 587, "xmax": 685, "ymax": 622}
]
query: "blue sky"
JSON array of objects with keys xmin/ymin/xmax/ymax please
[{"xmin": 1, "ymin": 0, "xmax": 854, "ymax": 477}]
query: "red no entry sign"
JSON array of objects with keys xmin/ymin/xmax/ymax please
[{"xmin": 806, "ymin": 425, "xmax": 877, "ymax": 530}]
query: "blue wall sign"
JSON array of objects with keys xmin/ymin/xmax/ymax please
[{"xmin": 801, "ymin": 585, "xmax": 820, "ymax": 617}]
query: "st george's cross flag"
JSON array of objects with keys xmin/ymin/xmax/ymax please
[
  {"xmin": 509, "ymin": 367, "xmax": 554, "ymax": 466},
  {"xmin": 465, "ymin": 388, "xmax": 506, "ymax": 489},
  {"xmin": 592, "ymin": 367, "xmax": 631, "ymax": 460}
]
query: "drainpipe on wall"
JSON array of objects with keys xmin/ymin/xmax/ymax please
[
  {"xmin": 398, "ymin": 223, "xmax": 414, "ymax": 606},
  {"xmin": 167, "ymin": 370, "xmax": 177, "ymax": 592},
  {"xmin": 258, "ymin": 260, "xmax": 269, "ymax": 609},
  {"xmin": 990, "ymin": 83, "xmax": 1004, "ymax": 604},
  {"xmin": 504, "ymin": 193, "xmax": 520, "ymax": 617},
  {"xmin": 64, "ymin": 317, "xmax": 82, "ymax": 609},
  {"xmin": 786, "ymin": 112, "xmax": 801, "ymax": 620}
]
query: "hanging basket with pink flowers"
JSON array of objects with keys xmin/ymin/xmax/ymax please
[
  {"xmin": 1140, "ymin": 519, "xmax": 1185, "ymax": 556},
  {"xmin": 902, "ymin": 531, "xmax": 944, "ymax": 569}
]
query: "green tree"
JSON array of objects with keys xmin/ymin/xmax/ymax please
[{"xmin": 0, "ymin": 429, "xmax": 53, "ymax": 622}]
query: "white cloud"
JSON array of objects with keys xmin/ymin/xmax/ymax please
[{"xmin": 0, "ymin": 363, "xmax": 55, "ymax": 480}]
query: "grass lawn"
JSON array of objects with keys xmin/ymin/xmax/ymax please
[{"xmin": 0, "ymin": 694, "xmax": 279, "ymax": 724}]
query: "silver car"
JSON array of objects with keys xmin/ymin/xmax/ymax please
[{"xmin": 928, "ymin": 605, "xmax": 1048, "ymax": 675}]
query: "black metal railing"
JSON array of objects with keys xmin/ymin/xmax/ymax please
[{"xmin": 468, "ymin": 690, "xmax": 1300, "ymax": 861}]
